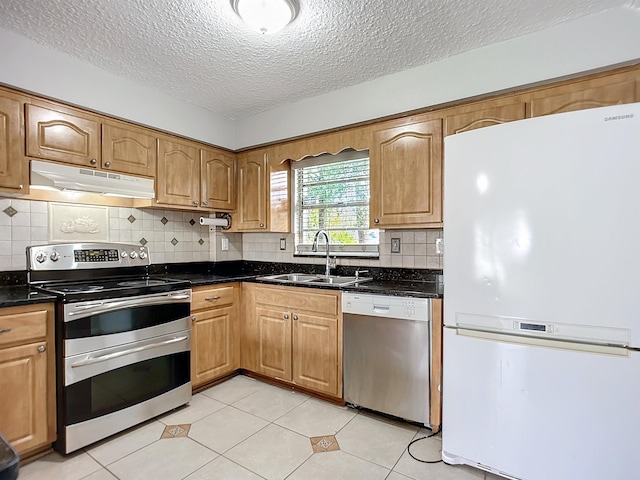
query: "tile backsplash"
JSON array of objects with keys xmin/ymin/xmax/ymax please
[
  {"xmin": 0, "ymin": 198, "xmax": 211, "ymax": 270},
  {"xmin": 239, "ymin": 229, "xmax": 443, "ymax": 269},
  {"xmin": 0, "ymin": 197, "xmax": 443, "ymax": 272}
]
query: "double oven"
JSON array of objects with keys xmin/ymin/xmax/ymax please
[{"xmin": 27, "ymin": 243, "xmax": 193, "ymax": 454}]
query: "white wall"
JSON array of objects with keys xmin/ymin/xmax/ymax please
[
  {"xmin": 1, "ymin": 7, "xmax": 639, "ymax": 150},
  {"xmin": 235, "ymin": 6, "xmax": 640, "ymax": 148},
  {"xmin": 0, "ymin": 28, "xmax": 236, "ymax": 149}
]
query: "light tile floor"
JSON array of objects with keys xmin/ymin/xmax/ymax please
[{"xmin": 20, "ymin": 375, "xmax": 499, "ymax": 480}]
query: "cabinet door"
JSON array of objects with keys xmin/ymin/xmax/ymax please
[
  {"xmin": 256, "ymin": 306, "xmax": 291, "ymax": 381},
  {"xmin": 236, "ymin": 151, "xmax": 267, "ymax": 230},
  {"xmin": 292, "ymin": 313, "xmax": 338, "ymax": 396},
  {"xmin": 530, "ymin": 80, "xmax": 637, "ymax": 117},
  {"xmin": 191, "ymin": 306, "xmax": 239, "ymax": 387},
  {"xmin": 0, "ymin": 92, "xmax": 28, "ymax": 193},
  {"xmin": 26, "ymin": 102, "xmax": 100, "ymax": 167},
  {"xmin": 445, "ymin": 103, "xmax": 526, "ymax": 136},
  {"xmin": 0, "ymin": 342, "xmax": 49, "ymax": 454},
  {"xmin": 156, "ymin": 138, "xmax": 200, "ymax": 207},
  {"xmin": 102, "ymin": 120, "xmax": 157, "ymax": 177},
  {"xmin": 370, "ymin": 118, "xmax": 443, "ymax": 227},
  {"xmin": 201, "ymin": 148, "xmax": 235, "ymax": 211}
]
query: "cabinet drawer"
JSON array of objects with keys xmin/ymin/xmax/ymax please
[
  {"xmin": 192, "ymin": 285, "xmax": 235, "ymax": 311},
  {"xmin": 255, "ymin": 286, "xmax": 339, "ymax": 316},
  {"xmin": 0, "ymin": 308, "xmax": 49, "ymax": 347}
]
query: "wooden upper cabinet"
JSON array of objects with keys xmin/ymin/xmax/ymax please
[
  {"xmin": 101, "ymin": 120, "xmax": 157, "ymax": 177},
  {"xmin": 370, "ymin": 117, "xmax": 443, "ymax": 228},
  {"xmin": 236, "ymin": 150, "xmax": 267, "ymax": 230},
  {"xmin": 201, "ymin": 147, "xmax": 235, "ymax": 211},
  {"xmin": 26, "ymin": 101, "xmax": 100, "ymax": 167},
  {"xmin": 445, "ymin": 102, "xmax": 527, "ymax": 136},
  {"xmin": 530, "ymin": 79, "xmax": 637, "ymax": 117},
  {"xmin": 0, "ymin": 91, "xmax": 28, "ymax": 193},
  {"xmin": 156, "ymin": 138, "xmax": 200, "ymax": 207}
]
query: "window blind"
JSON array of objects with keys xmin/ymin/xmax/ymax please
[{"xmin": 293, "ymin": 151, "xmax": 379, "ymax": 256}]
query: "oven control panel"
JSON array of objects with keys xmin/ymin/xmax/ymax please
[{"xmin": 27, "ymin": 243, "xmax": 150, "ymax": 270}]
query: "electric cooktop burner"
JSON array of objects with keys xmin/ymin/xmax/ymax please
[{"xmin": 54, "ymin": 285, "xmax": 106, "ymax": 293}]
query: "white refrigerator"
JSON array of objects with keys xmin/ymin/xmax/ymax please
[{"xmin": 442, "ymin": 102, "xmax": 640, "ymax": 480}]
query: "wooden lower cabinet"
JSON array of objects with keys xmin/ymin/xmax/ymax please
[
  {"xmin": 243, "ymin": 283, "xmax": 342, "ymax": 398},
  {"xmin": 292, "ymin": 312, "xmax": 338, "ymax": 394},
  {"xmin": 0, "ymin": 303, "xmax": 55, "ymax": 456},
  {"xmin": 256, "ymin": 306, "xmax": 292, "ymax": 380},
  {"xmin": 191, "ymin": 284, "xmax": 240, "ymax": 388}
]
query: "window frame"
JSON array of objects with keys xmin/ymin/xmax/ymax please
[{"xmin": 291, "ymin": 149, "xmax": 379, "ymax": 258}]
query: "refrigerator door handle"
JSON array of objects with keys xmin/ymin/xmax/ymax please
[{"xmin": 449, "ymin": 326, "xmax": 630, "ymax": 357}]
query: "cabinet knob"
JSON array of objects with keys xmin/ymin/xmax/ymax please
[
  {"xmin": 374, "ymin": 218, "xmax": 380, "ymax": 224},
  {"xmin": 293, "ymin": 315, "xmax": 298, "ymax": 321},
  {"xmin": 104, "ymin": 161, "xmax": 111, "ymax": 167},
  {"xmin": 38, "ymin": 345, "xmax": 46, "ymax": 353},
  {"xmin": 90, "ymin": 158, "xmax": 97, "ymax": 165},
  {"xmin": 193, "ymin": 201, "xmax": 199, "ymax": 206},
  {"xmin": 259, "ymin": 223, "xmax": 265, "ymax": 228},
  {"xmin": 191, "ymin": 316, "xmax": 197, "ymax": 322},
  {"xmin": 203, "ymin": 201, "xmax": 208, "ymax": 206},
  {"xmin": 283, "ymin": 314, "xmax": 289, "ymax": 319}
]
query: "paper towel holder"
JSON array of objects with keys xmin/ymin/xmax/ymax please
[{"xmin": 199, "ymin": 213, "xmax": 232, "ymax": 230}]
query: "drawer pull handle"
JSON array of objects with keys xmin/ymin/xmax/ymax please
[
  {"xmin": 0, "ymin": 328, "xmax": 12, "ymax": 334},
  {"xmin": 205, "ymin": 296, "xmax": 221, "ymax": 301}
]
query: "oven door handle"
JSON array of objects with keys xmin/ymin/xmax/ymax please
[
  {"xmin": 68, "ymin": 291, "xmax": 191, "ymax": 317},
  {"xmin": 70, "ymin": 335, "xmax": 189, "ymax": 368}
]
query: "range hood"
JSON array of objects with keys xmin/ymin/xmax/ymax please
[{"xmin": 30, "ymin": 160, "xmax": 155, "ymax": 199}]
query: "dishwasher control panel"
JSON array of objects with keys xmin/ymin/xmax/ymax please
[{"xmin": 342, "ymin": 293, "xmax": 430, "ymax": 321}]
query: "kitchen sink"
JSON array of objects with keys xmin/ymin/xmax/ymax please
[
  {"xmin": 257, "ymin": 273, "xmax": 320, "ymax": 283},
  {"xmin": 307, "ymin": 276, "xmax": 367, "ymax": 285},
  {"xmin": 256, "ymin": 273, "xmax": 372, "ymax": 287}
]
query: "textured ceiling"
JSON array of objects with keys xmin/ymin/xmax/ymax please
[{"xmin": 0, "ymin": 0, "xmax": 631, "ymax": 120}]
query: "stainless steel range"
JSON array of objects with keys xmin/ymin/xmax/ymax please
[{"xmin": 27, "ymin": 242, "xmax": 193, "ymax": 454}]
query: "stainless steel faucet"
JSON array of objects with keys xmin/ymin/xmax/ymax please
[{"xmin": 312, "ymin": 230, "xmax": 331, "ymax": 276}]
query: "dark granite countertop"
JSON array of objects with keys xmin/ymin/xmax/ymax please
[
  {"xmin": 164, "ymin": 273, "xmax": 259, "ymax": 286},
  {"xmin": 155, "ymin": 261, "xmax": 444, "ymax": 298},
  {"xmin": 0, "ymin": 286, "xmax": 58, "ymax": 308},
  {"xmin": 249, "ymin": 277, "xmax": 442, "ymax": 298},
  {"xmin": 0, "ymin": 261, "xmax": 443, "ymax": 304}
]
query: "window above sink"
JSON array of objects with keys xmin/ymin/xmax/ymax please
[{"xmin": 292, "ymin": 150, "xmax": 379, "ymax": 258}]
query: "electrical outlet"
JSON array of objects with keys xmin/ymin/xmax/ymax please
[
  {"xmin": 435, "ymin": 238, "xmax": 444, "ymax": 254},
  {"xmin": 221, "ymin": 237, "xmax": 229, "ymax": 251},
  {"xmin": 280, "ymin": 238, "xmax": 286, "ymax": 250},
  {"xmin": 391, "ymin": 237, "xmax": 401, "ymax": 253}
]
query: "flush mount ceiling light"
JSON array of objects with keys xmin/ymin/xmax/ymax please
[{"xmin": 231, "ymin": 0, "xmax": 298, "ymax": 34}]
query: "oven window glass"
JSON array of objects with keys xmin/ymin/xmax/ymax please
[
  {"xmin": 65, "ymin": 303, "xmax": 190, "ymax": 339},
  {"xmin": 65, "ymin": 351, "xmax": 189, "ymax": 425}
]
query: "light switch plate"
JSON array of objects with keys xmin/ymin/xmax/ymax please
[
  {"xmin": 435, "ymin": 238, "xmax": 444, "ymax": 254},
  {"xmin": 221, "ymin": 238, "xmax": 229, "ymax": 251},
  {"xmin": 391, "ymin": 237, "xmax": 401, "ymax": 253},
  {"xmin": 280, "ymin": 238, "xmax": 286, "ymax": 250}
]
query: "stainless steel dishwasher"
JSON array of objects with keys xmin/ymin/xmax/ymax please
[{"xmin": 342, "ymin": 292, "xmax": 432, "ymax": 426}]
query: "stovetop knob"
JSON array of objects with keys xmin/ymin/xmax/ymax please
[
  {"xmin": 130, "ymin": 251, "xmax": 138, "ymax": 259},
  {"xmin": 35, "ymin": 251, "xmax": 47, "ymax": 263},
  {"xmin": 50, "ymin": 251, "xmax": 60, "ymax": 262},
  {"xmin": 120, "ymin": 251, "xmax": 128, "ymax": 258},
  {"xmin": 139, "ymin": 251, "xmax": 148, "ymax": 259}
]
